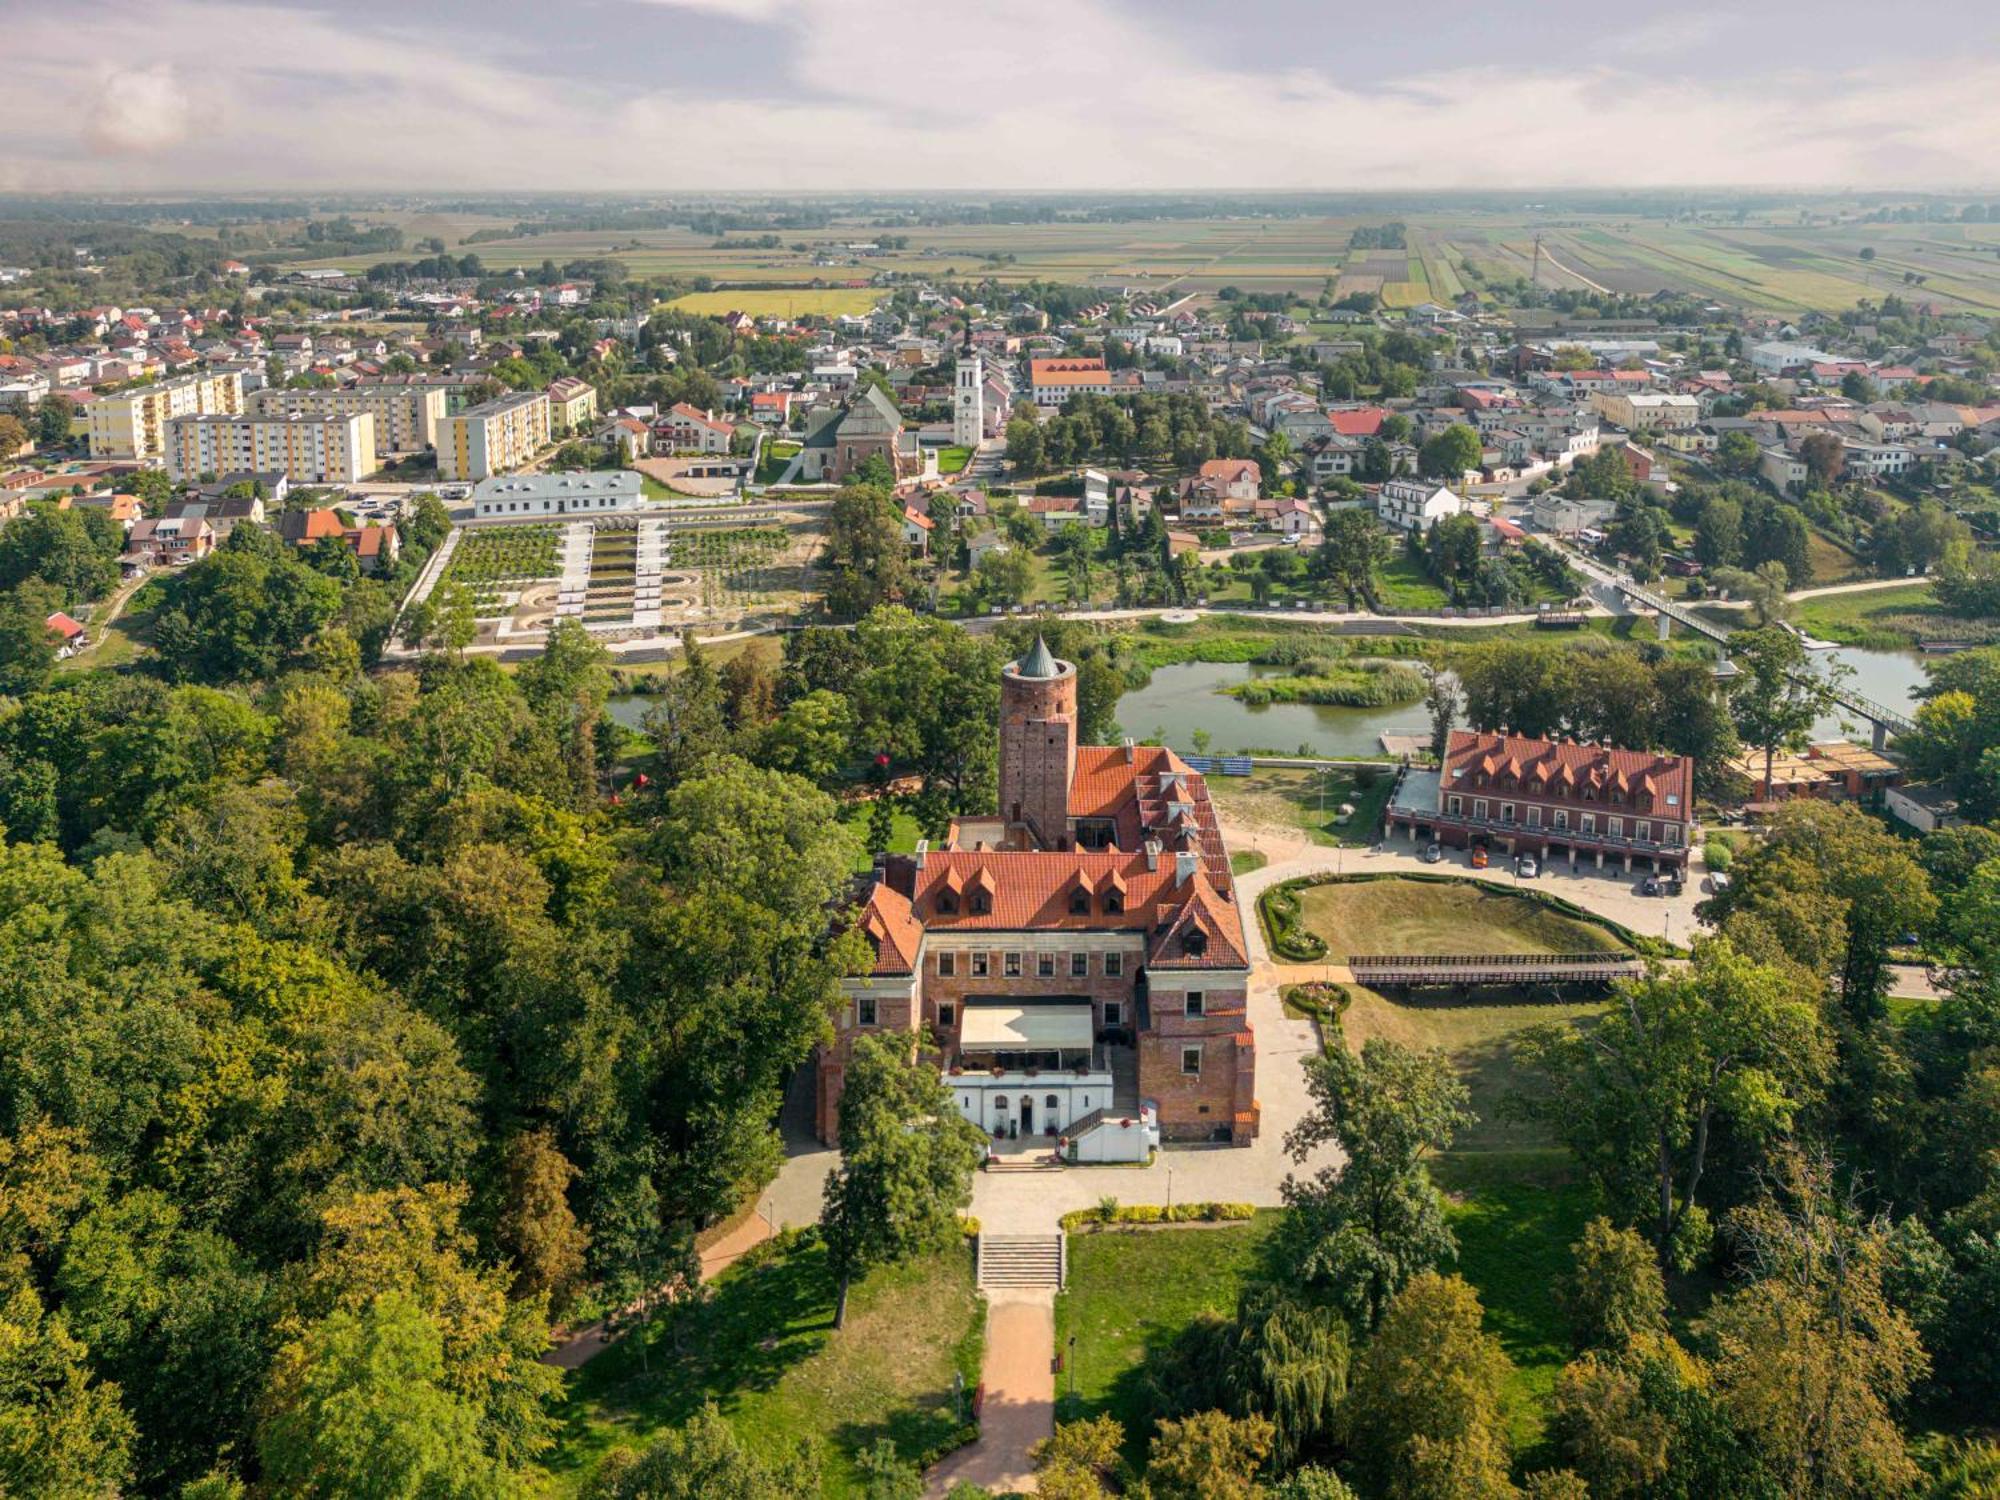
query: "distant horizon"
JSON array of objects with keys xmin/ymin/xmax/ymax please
[
  {"xmin": 7, "ymin": 0, "xmax": 1998, "ymax": 195},
  {"xmin": 10, "ymin": 187, "xmax": 2000, "ymax": 203}
]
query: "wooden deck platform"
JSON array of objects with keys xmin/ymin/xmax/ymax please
[{"xmin": 1347, "ymin": 951, "xmax": 1644, "ymax": 987}]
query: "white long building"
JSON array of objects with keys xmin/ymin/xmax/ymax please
[
  {"xmin": 165, "ymin": 410, "xmax": 377, "ymax": 484},
  {"xmin": 471, "ymin": 470, "xmax": 644, "ymax": 519}
]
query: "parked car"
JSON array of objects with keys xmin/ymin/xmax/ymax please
[
  {"xmin": 1642, "ymin": 875, "xmax": 1662, "ymax": 896},
  {"xmin": 1515, "ymin": 854, "xmax": 1540, "ymax": 878},
  {"xmin": 1664, "ymin": 873, "xmax": 1685, "ymax": 896},
  {"xmin": 1470, "ymin": 846, "xmax": 1489, "ymax": 870},
  {"xmin": 1708, "ymin": 871, "xmax": 1732, "ymax": 894},
  {"xmin": 1420, "ymin": 842, "xmax": 1444, "ymax": 864}
]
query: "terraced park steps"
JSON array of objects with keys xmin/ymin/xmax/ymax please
[{"xmin": 976, "ymin": 1233, "xmax": 1066, "ymax": 1290}]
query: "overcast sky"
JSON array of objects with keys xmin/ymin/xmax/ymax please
[{"xmin": 5, "ymin": 0, "xmax": 1997, "ymax": 194}]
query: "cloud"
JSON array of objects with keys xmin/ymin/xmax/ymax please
[
  {"xmin": 5, "ymin": 0, "xmax": 1998, "ymax": 190},
  {"xmin": 85, "ymin": 63, "xmax": 196, "ymax": 156}
]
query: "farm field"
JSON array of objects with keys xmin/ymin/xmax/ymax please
[
  {"xmin": 668, "ymin": 288, "xmax": 883, "ymax": 317},
  {"xmin": 280, "ymin": 203, "xmax": 2000, "ymax": 314}
]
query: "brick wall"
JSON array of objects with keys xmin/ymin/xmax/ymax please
[
  {"xmin": 1139, "ymin": 977, "xmax": 1256, "ymax": 1141},
  {"xmin": 999, "ymin": 664, "xmax": 1076, "ymax": 848}
]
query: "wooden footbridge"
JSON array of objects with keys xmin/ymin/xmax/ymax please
[{"xmin": 1348, "ymin": 951, "xmax": 1645, "ymax": 988}]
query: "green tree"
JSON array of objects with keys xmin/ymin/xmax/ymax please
[
  {"xmin": 1341, "ymin": 1272, "xmax": 1516, "ymax": 1500},
  {"xmin": 1509, "ymin": 938, "xmax": 1830, "ymax": 1267},
  {"xmin": 1728, "ymin": 625, "xmax": 1841, "ymax": 802},
  {"xmin": 1717, "ymin": 430, "xmax": 1762, "ymax": 477},
  {"xmin": 819, "ymin": 1033, "xmax": 986, "ymax": 1327},
  {"xmin": 495, "ymin": 1129, "xmax": 589, "ymax": 1317},
  {"xmin": 0, "ymin": 1276, "xmax": 136, "ymax": 1497},
  {"xmin": 654, "ymin": 757, "xmax": 859, "ymax": 935},
  {"xmin": 0, "ymin": 415, "xmax": 25, "ymax": 459},
  {"xmin": 642, "ymin": 634, "xmax": 727, "ymax": 790},
  {"xmin": 1033, "ymin": 1414, "xmax": 1131, "ymax": 1499},
  {"xmin": 824, "ymin": 483, "xmax": 915, "ymax": 618},
  {"xmin": 751, "ymin": 688, "xmax": 857, "ymax": 786},
  {"xmin": 1694, "ymin": 495, "xmax": 1744, "ymax": 569},
  {"xmin": 1281, "ymin": 1031, "xmax": 1473, "ymax": 1329},
  {"xmin": 36, "ymin": 394, "xmax": 76, "ymax": 448},
  {"xmin": 1146, "ymin": 1409, "xmax": 1275, "ymax": 1500},
  {"xmin": 1417, "ymin": 423, "xmax": 1481, "ymax": 481},
  {"xmin": 578, "ymin": 1402, "xmax": 820, "ymax": 1499},
  {"xmin": 1558, "ymin": 1217, "xmax": 1668, "ymax": 1353},
  {"xmin": 257, "ymin": 1290, "xmax": 512, "ymax": 1500},
  {"xmin": 1314, "ymin": 508, "xmax": 1384, "ymax": 609}
]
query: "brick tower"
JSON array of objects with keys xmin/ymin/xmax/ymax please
[{"xmin": 999, "ymin": 636, "xmax": 1077, "ymax": 849}]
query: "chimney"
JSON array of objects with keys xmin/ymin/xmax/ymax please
[
  {"xmin": 1122, "ymin": 736, "xmax": 1136, "ymax": 764},
  {"xmin": 1175, "ymin": 851, "xmax": 1198, "ymax": 887},
  {"xmin": 912, "ymin": 837, "xmax": 928, "ymax": 872},
  {"xmin": 1144, "ymin": 839, "xmax": 1161, "ymax": 872}
]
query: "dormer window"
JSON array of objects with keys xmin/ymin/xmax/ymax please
[
  {"xmin": 969, "ymin": 892, "xmax": 990, "ymax": 915},
  {"xmin": 1104, "ymin": 893, "xmax": 1123, "ymax": 914},
  {"xmin": 1069, "ymin": 888, "xmax": 1090, "ymax": 916},
  {"xmin": 936, "ymin": 891, "xmax": 958, "ymax": 915},
  {"xmin": 1181, "ymin": 929, "xmax": 1208, "ymax": 958}
]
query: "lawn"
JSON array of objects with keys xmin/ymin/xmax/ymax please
[
  {"xmin": 1054, "ymin": 1213, "xmax": 1283, "ymax": 1458},
  {"xmin": 667, "ymin": 288, "xmax": 884, "ymax": 318},
  {"xmin": 1794, "ymin": 581, "xmax": 1997, "ymax": 649},
  {"xmin": 1294, "ymin": 876, "xmax": 1630, "ymax": 961},
  {"xmin": 1053, "ymin": 1173, "xmax": 1595, "ymax": 1464},
  {"xmin": 551, "ymin": 1235, "xmax": 983, "ymax": 1497},
  {"xmin": 835, "ymin": 800, "xmax": 923, "ymax": 871},
  {"xmin": 1206, "ymin": 766, "xmax": 1398, "ymax": 848},
  {"xmin": 1372, "ymin": 551, "xmax": 1452, "ymax": 611},
  {"xmin": 938, "ymin": 446, "xmax": 972, "ymax": 475}
]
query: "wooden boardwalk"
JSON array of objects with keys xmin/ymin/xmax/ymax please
[{"xmin": 1348, "ymin": 951, "xmax": 1644, "ymax": 987}]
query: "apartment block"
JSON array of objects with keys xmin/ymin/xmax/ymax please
[
  {"xmin": 165, "ymin": 411, "xmax": 377, "ymax": 485},
  {"xmin": 438, "ymin": 391, "xmax": 552, "ymax": 482},
  {"xmin": 249, "ymin": 384, "xmax": 447, "ymax": 454},
  {"xmin": 86, "ymin": 371, "xmax": 243, "ymax": 461}
]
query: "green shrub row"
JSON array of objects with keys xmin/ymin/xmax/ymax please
[
  {"xmin": 1281, "ymin": 981, "xmax": 1351, "ymax": 1025},
  {"xmin": 1060, "ymin": 1201, "xmax": 1258, "ymax": 1231},
  {"xmin": 1258, "ymin": 882, "xmax": 1329, "ymax": 961}
]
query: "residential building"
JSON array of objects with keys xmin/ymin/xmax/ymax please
[
  {"xmin": 1028, "ymin": 356, "xmax": 1116, "ymax": 407},
  {"xmin": 124, "ymin": 515, "xmax": 215, "ymax": 567},
  {"xmin": 248, "ymin": 383, "xmax": 446, "ymax": 454},
  {"xmin": 87, "ymin": 370, "xmax": 243, "ymax": 461},
  {"xmin": 1533, "ymin": 493, "xmax": 1617, "ymax": 535},
  {"xmin": 652, "ymin": 402, "xmax": 735, "ymax": 454},
  {"xmin": 545, "ymin": 377, "xmax": 600, "ymax": 436},
  {"xmin": 471, "ymin": 470, "xmax": 644, "ymax": 519},
  {"xmin": 1386, "ymin": 729, "xmax": 1696, "ymax": 873},
  {"xmin": 1377, "ymin": 476, "xmax": 1463, "ymax": 532},
  {"xmin": 1588, "ymin": 391, "xmax": 1701, "ymax": 431},
  {"xmin": 439, "ymin": 390, "xmax": 552, "ymax": 481},
  {"xmin": 165, "ymin": 410, "xmax": 377, "ymax": 484},
  {"xmin": 825, "ymin": 639, "xmax": 1258, "ymax": 1148},
  {"xmin": 1724, "ymin": 741, "xmax": 1901, "ymax": 807},
  {"xmin": 1885, "ymin": 783, "xmax": 1962, "ymax": 834}
]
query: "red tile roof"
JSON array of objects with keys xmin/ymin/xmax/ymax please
[
  {"xmin": 1327, "ymin": 406, "xmax": 1389, "ymax": 437},
  {"xmin": 1444, "ymin": 730, "xmax": 1692, "ymax": 814}
]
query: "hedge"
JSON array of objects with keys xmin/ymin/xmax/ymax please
[
  {"xmin": 1059, "ymin": 1201, "xmax": 1257, "ymax": 1232},
  {"xmin": 1258, "ymin": 882, "xmax": 1328, "ymax": 961},
  {"xmin": 1281, "ymin": 981, "xmax": 1351, "ymax": 1026}
]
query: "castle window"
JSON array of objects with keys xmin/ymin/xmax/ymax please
[
  {"xmin": 969, "ymin": 892, "xmax": 990, "ymax": 915},
  {"xmin": 938, "ymin": 952, "xmax": 955, "ymax": 977},
  {"xmin": 1005, "ymin": 952, "xmax": 1022, "ymax": 977},
  {"xmin": 1069, "ymin": 888, "xmax": 1090, "ymax": 915},
  {"xmin": 1104, "ymin": 893, "xmax": 1123, "ymax": 914},
  {"xmin": 1045, "ymin": 1094, "xmax": 1059, "ymax": 1110},
  {"xmin": 1104, "ymin": 953, "xmax": 1123, "ymax": 977},
  {"xmin": 972, "ymin": 953, "xmax": 989, "ymax": 977},
  {"xmin": 1037, "ymin": 953, "xmax": 1055, "ymax": 977},
  {"xmin": 1185, "ymin": 991, "xmax": 1205, "ymax": 1016},
  {"xmin": 856, "ymin": 996, "xmax": 877, "ymax": 1027},
  {"xmin": 1182, "ymin": 1046, "xmax": 1202, "ymax": 1076},
  {"xmin": 1103, "ymin": 1001, "xmax": 1122, "ymax": 1026},
  {"xmin": 1181, "ymin": 930, "xmax": 1208, "ymax": 958},
  {"xmin": 937, "ymin": 1002, "xmax": 956, "ymax": 1030},
  {"xmin": 936, "ymin": 891, "xmax": 958, "ymax": 915},
  {"xmin": 1071, "ymin": 952, "xmax": 1088, "ymax": 977}
]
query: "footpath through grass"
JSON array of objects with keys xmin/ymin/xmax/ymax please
[
  {"xmin": 1206, "ymin": 766, "xmax": 1398, "ymax": 848},
  {"xmin": 551, "ymin": 1234, "xmax": 983, "ymax": 1496}
]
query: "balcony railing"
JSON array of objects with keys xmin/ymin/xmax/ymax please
[{"xmin": 1425, "ymin": 807, "xmax": 1690, "ymax": 854}]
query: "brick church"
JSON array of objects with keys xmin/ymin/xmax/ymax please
[{"xmin": 821, "ymin": 638, "xmax": 1259, "ymax": 1150}]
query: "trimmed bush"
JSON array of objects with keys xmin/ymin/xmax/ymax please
[
  {"xmin": 1259, "ymin": 883, "xmax": 1329, "ymax": 961},
  {"xmin": 1059, "ymin": 1202, "xmax": 1257, "ymax": 1232},
  {"xmin": 1282, "ymin": 981, "xmax": 1351, "ymax": 1025}
]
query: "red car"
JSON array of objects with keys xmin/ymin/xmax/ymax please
[{"xmin": 1470, "ymin": 846, "xmax": 1489, "ymax": 870}]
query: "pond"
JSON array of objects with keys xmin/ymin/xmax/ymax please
[{"xmin": 1114, "ymin": 647, "xmax": 1937, "ymax": 761}]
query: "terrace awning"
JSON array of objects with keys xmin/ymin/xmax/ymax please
[{"xmin": 960, "ymin": 1002, "xmax": 1093, "ymax": 1051}]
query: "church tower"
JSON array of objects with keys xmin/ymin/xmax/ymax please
[
  {"xmin": 999, "ymin": 636, "xmax": 1077, "ymax": 851},
  {"xmin": 954, "ymin": 354, "xmax": 984, "ymax": 448}
]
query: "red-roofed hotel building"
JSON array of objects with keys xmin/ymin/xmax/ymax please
[
  {"xmin": 1385, "ymin": 730, "xmax": 1696, "ymax": 874},
  {"xmin": 824, "ymin": 638, "xmax": 1258, "ymax": 1150}
]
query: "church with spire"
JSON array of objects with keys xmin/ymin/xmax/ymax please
[{"xmin": 820, "ymin": 638, "xmax": 1259, "ymax": 1154}]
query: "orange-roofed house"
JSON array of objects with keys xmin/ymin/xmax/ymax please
[
  {"xmin": 1385, "ymin": 729, "xmax": 1696, "ymax": 874},
  {"xmin": 824, "ymin": 637, "xmax": 1258, "ymax": 1152}
]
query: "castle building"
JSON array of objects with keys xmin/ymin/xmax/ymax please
[{"xmin": 823, "ymin": 639, "xmax": 1259, "ymax": 1152}]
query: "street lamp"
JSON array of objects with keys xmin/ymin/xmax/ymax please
[
  {"xmin": 954, "ymin": 1370, "xmax": 965, "ymax": 1425},
  {"xmin": 1068, "ymin": 1335, "xmax": 1077, "ymax": 1399}
]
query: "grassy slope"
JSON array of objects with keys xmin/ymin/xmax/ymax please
[
  {"xmin": 1295, "ymin": 877, "xmax": 1628, "ymax": 961},
  {"xmin": 551, "ymin": 1236, "xmax": 983, "ymax": 1497},
  {"xmin": 1206, "ymin": 766, "xmax": 1399, "ymax": 848}
]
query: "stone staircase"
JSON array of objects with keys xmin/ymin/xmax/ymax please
[{"xmin": 976, "ymin": 1232, "xmax": 1065, "ymax": 1290}]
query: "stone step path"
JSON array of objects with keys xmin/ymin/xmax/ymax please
[{"xmin": 976, "ymin": 1232, "xmax": 1065, "ymax": 1289}]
